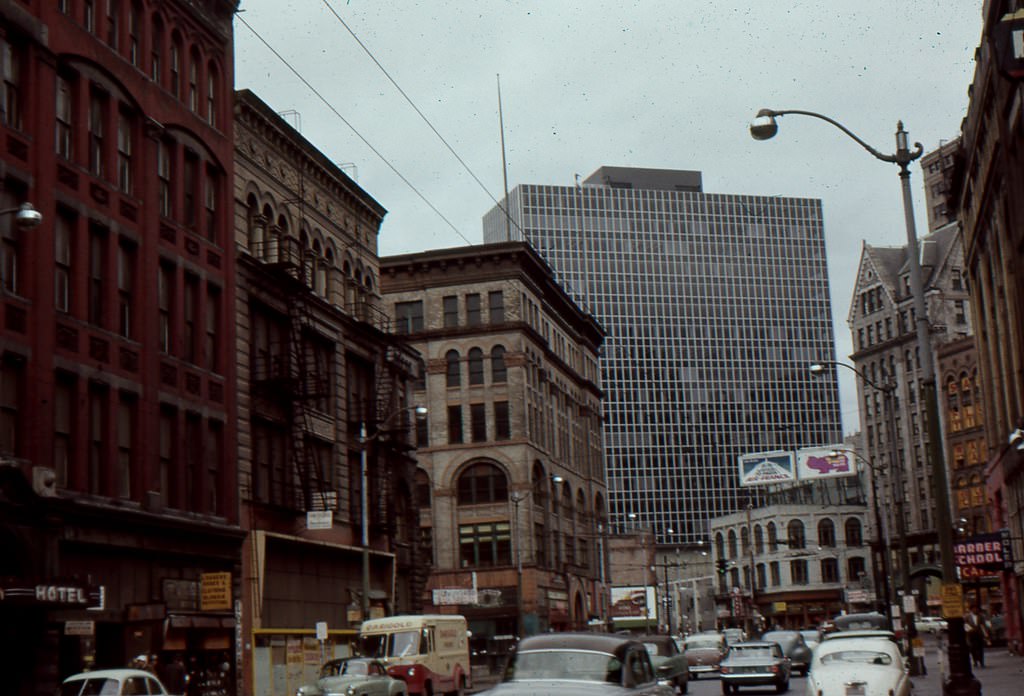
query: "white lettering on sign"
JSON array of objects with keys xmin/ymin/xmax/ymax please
[{"xmin": 35, "ymin": 586, "xmax": 87, "ymax": 604}]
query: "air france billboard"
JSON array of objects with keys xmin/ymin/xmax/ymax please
[{"xmin": 738, "ymin": 451, "xmax": 796, "ymax": 486}]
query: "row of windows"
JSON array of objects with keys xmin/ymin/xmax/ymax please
[
  {"xmin": 394, "ymin": 291, "xmax": 505, "ymax": 334},
  {"xmin": 446, "ymin": 402, "xmax": 510, "ymax": 445},
  {"xmin": 57, "ymin": 0, "xmax": 224, "ymax": 128},
  {"xmin": 715, "ymin": 517, "xmax": 864, "ymax": 559},
  {"xmin": 444, "ymin": 347, "xmax": 507, "ymax": 388},
  {"xmin": 54, "ymin": 69, "xmax": 224, "ymax": 243},
  {"xmin": 718, "ymin": 556, "xmax": 868, "ymax": 593},
  {"xmin": 0, "ymin": 356, "xmax": 223, "ymax": 514}
]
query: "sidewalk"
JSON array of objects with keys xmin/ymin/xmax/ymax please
[{"xmin": 911, "ymin": 635, "xmax": 1024, "ymax": 695}]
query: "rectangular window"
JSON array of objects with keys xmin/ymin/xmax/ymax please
[
  {"xmin": 207, "ymin": 420, "xmax": 222, "ymax": 515},
  {"xmin": 56, "ymin": 75, "xmax": 72, "ymax": 159},
  {"xmin": 53, "ymin": 210, "xmax": 73, "ymax": 311},
  {"xmin": 117, "ymin": 239, "xmax": 135, "ymax": 338},
  {"xmin": 54, "ymin": 373, "xmax": 74, "ymax": 488},
  {"xmin": 150, "ymin": 26, "xmax": 161, "ymax": 82},
  {"xmin": 88, "ymin": 383, "xmax": 107, "ymax": 494},
  {"xmin": 184, "ymin": 412, "xmax": 201, "ymax": 504},
  {"xmin": 183, "ymin": 273, "xmax": 198, "ymax": 363},
  {"xmin": 470, "ymin": 403, "xmax": 486, "ymax": 442},
  {"xmin": 465, "ymin": 293, "xmax": 481, "ymax": 325},
  {"xmin": 770, "ymin": 561, "xmax": 780, "ymax": 586},
  {"xmin": 447, "ymin": 405, "xmax": 463, "ymax": 444},
  {"xmin": 790, "ymin": 559, "xmax": 808, "ymax": 585},
  {"xmin": 955, "ymin": 300, "xmax": 967, "ymax": 324},
  {"xmin": 494, "ymin": 401, "xmax": 510, "ymax": 440},
  {"xmin": 1, "ymin": 37, "xmax": 21, "ymax": 130},
  {"xmin": 952, "ymin": 268, "xmax": 963, "ymax": 290},
  {"xmin": 128, "ymin": 2, "xmax": 140, "ymax": 65},
  {"xmin": 207, "ymin": 72, "xmax": 216, "ymax": 127},
  {"xmin": 206, "ymin": 286, "xmax": 220, "ymax": 373},
  {"xmin": 0, "ymin": 188, "xmax": 23, "ymax": 295},
  {"xmin": 188, "ymin": 57, "xmax": 198, "ymax": 112},
  {"xmin": 117, "ymin": 393, "xmax": 136, "ymax": 499},
  {"xmin": 183, "ymin": 150, "xmax": 198, "ymax": 228},
  {"xmin": 415, "ymin": 414, "xmax": 428, "ymax": 448},
  {"xmin": 821, "ymin": 558, "xmax": 839, "ymax": 583},
  {"xmin": 488, "ymin": 290, "xmax": 504, "ymax": 323},
  {"xmin": 117, "ymin": 110, "xmax": 132, "ymax": 194},
  {"xmin": 158, "ymin": 141, "xmax": 171, "ymax": 217},
  {"xmin": 85, "ymin": 0, "xmax": 95, "ymax": 33},
  {"xmin": 88, "ymin": 224, "xmax": 107, "ymax": 327},
  {"xmin": 394, "ymin": 300, "xmax": 424, "ymax": 333},
  {"xmin": 158, "ymin": 406, "xmax": 174, "ymax": 507},
  {"xmin": 158, "ymin": 263, "xmax": 173, "ymax": 353},
  {"xmin": 443, "ymin": 295, "xmax": 458, "ymax": 327},
  {"xmin": 169, "ymin": 44, "xmax": 180, "ymax": 98},
  {"xmin": 88, "ymin": 89, "xmax": 106, "ymax": 177},
  {"xmin": 0, "ymin": 355, "xmax": 24, "ymax": 456},
  {"xmin": 204, "ymin": 166, "xmax": 218, "ymax": 241},
  {"xmin": 106, "ymin": 0, "xmax": 119, "ymax": 50},
  {"xmin": 459, "ymin": 522, "xmax": 511, "ymax": 568}
]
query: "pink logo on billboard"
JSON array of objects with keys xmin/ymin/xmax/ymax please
[{"xmin": 805, "ymin": 454, "xmax": 850, "ymax": 475}]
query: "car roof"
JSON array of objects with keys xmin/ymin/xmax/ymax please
[
  {"xmin": 728, "ymin": 641, "xmax": 779, "ymax": 649},
  {"xmin": 823, "ymin": 630, "xmax": 897, "ymax": 641},
  {"xmin": 517, "ymin": 632, "xmax": 639, "ymax": 656},
  {"xmin": 64, "ymin": 669, "xmax": 157, "ymax": 681}
]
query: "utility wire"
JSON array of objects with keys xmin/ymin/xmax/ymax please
[
  {"xmin": 236, "ymin": 14, "xmax": 475, "ymax": 246},
  {"xmin": 321, "ymin": 0, "xmax": 526, "ymax": 238}
]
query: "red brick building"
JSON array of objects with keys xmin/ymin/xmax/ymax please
[{"xmin": 0, "ymin": 3, "xmax": 241, "ymax": 694}]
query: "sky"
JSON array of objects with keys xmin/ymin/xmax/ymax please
[{"xmin": 233, "ymin": 1, "xmax": 984, "ymax": 436}]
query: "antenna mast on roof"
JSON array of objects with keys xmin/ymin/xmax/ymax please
[{"xmin": 497, "ymin": 74, "xmax": 512, "ymax": 241}]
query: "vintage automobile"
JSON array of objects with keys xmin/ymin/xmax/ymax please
[
  {"xmin": 60, "ymin": 669, "xmax": 175, "ymax": 696},
  {"xmin": 804, "ymin": 634, "xmax": 910, "ymax": 696},
  {"xmin": 722, "ymin": 628, "xmax": 747, "ymax": 646},
  {"xmin": 639, "ymin": 634, "xmax": 689, "ymax": 694},
  {"xmin": 296, "ymin": 657, "xmax": 408, "ymax": 696},
  {"xmin": 798, "ymin": 629, "xmax": 822, "ymax": 652},
  {"xmin": 914, "ymin": 616, "xmax": 948, "ymax": 634},
  {"xmin": 684, "ymin": 632, "xmax": 727, "ymax": 679},
  {"xmin": 477, "ymin": 632, "xmax": 674, "ymax": 696},
  {"xmin": 719, "ymin": 641, "xmax": 791, "ymax": 694},
  {"xmin": 759, "ymin": 630, "xmax": 812, "ymax": 676},
  {"xmin": 829, "ymin": 612, "xmax": 891, "ymax": 634}
]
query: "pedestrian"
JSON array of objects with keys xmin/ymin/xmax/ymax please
[
  {"xmin": 159, "ymin": 653, "xmax": 188, "ymax": 695},
  {"xmin": 965, "ymin": 605, "xmax": 988, "ymax": 668}
]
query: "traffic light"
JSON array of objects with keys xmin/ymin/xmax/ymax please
[{"xmin": 716, "ymin": 558, "xmax": 728, "ymax": 575}]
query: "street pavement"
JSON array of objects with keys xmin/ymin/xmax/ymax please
[{"xmin": 911, "ymin": 634, "xmax": 1024, "ymax": 695}]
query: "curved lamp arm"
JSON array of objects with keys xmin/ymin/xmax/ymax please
[{"xmin": 753, "ymin": 109, "xmax": 924, "ymax": 168}]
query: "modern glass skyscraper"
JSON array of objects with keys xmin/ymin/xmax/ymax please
[{"xmin": 483, "ymin": 166, "xmax": 843, "ymax": 545}]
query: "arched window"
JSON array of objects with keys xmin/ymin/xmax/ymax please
[
  {"xmin": 818, "ymin": 518, "xmax": 836, "ymax": 547},
  {"xmin": 767, "ymin": 522, "xmax": 778, "ymax": 551},
  {"xmin": 845, "ymin": 518, "xmax": 863, "ymax": 546},
  {"xmin": 727, "ymin": 530, "xmax": 738, "ymax": 559},
  {"xmin": 188, "ymin": 46, "xmax": 200, "ymax": 112},
  {"xmin": 468, "ymin": 348, "xmax": 484, "ymax": 385},
  {"xmin": 754, "ymin": 525, "xmax": 764, "ymax": 554},
  {"xmin": 169, "ymin": 32, "xmax": 183, "ymax": 98},
  {"xmin": 491, "ymin": 345, "xmax": 507, "ymax": 383},
  {"xmin": 740, "ymin": 526, "xmax": 750, "ymax": 555},
  {"xmin": 206, "ymin": 61, "xmax": 219, "ymax": 127},
  {"xmin": 414, "ymin": 469, "xmax": 431, "ymax": 508},
  {"xmin": 445, "ymin": 350, "xmax": 460, "ymax": 387},
  {"xmin": 456, "ymin": 462, "xmax": 507, "ymax": 505},
  {"xmin": 787, "ymin": 519, "xmax": 805, "ymax": 549},
  {"xmin": 150, "ymin": 14, "xmax": 164, "ymax": 82},
  {"xmin": 715, "ymin": 532, "xmax": 725, "ymax": 560}
]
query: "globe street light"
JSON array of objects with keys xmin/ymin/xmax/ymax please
[
  {"xmin": 760, "ymin": 110, "xmax": 974, "ymax": 695},
  {"xmin": 1, "ymin": 202, "xmax": 42, "ymax": 230},
  {"xmin": 359, "ymin": 405, "xmax": 427, "ymax": 623}
]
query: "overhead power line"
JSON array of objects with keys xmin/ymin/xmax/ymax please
[{"xmin": 236, "ymin": 13, "xmax": 474, "ymax": 246}]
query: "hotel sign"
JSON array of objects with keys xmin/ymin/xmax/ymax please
[{"xmin": 0, "ymin": 580, "xmax": 103, "ymax": 608}]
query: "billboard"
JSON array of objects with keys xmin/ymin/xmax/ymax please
[
  {"xmin": 738, "ymin": 450, "xmax": 796, "ymax": 486},
  {"xmin": 953, "ymin": 529, "xmax": 1014, "ymax": 579},
  {"xmin": 609, "ymin": 586, "xmax": 656, "ymax": 619},
  {"xmin": 796, "ymin": 447, "xmax": 857, "ymax": 481}
]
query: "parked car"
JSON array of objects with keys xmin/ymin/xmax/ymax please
[
  {"xmin": 722, "ymin": 628, "xmax": 747, "ymax": 646},
  {"xmin": 759, "ymin": 630, "xmax": 812, "ymax": 676},
  {"xmin": 829, "ymin": 612, "xmax": 891, "ymax": 634},
  {"xmin": 639, "ymin": 634, "xmax": 689, "ymax": 694},
  {"xmin": 684, "ymin": 632, "xmax": 727, "ymax": 679},
  {"xmin": 296, "ymin": 657, "xmax": 408, "ymax": 696},
  {"xmin": 477, "ymin": 632, "xmax": 674, "ymax": 696},
  {"xmin": 915, "ymin": 616, "xmax": 948, "ymax": 634},
  {"xmin": 821, "ymin": 629, "xmax": 903, "ymax": 653},
  {"xmin": 805, "ymin": 633, "xmax": 910, "ymax": 696},
  {"xmin": 60, "ymin": 669, "xmax": 175, "ymax": 696},
  {"xmin": 719, "ymin": 641, "xmax": 791, "ymax": 694}
]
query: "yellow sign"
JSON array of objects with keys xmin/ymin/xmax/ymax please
[
  {"xmin": 772, "ymin": 602, "xmax": 788, "ymax": 613},
  {"xmin": 940, "ymin": 582, "xmax": 964, "ymax": 619},
  {"xmin": 200, "ymin": 572, "xmax": 231, "ymax": 611}
]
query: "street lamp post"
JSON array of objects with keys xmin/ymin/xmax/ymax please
[
  {"xmin": 510, "ymin": 490, "xmax": 530, "ymax": 639},
  {"xmin": 760, "ymin": 110, "xmax": 977, "ymax": 695},
  {"xmin": 359, "ymin": 405, "xmax": 427, "ymax": 623}
]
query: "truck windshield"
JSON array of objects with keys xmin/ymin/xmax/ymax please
[{"xmin": 360, "ymin": 630, "xmax": 421, "ymax": 658}]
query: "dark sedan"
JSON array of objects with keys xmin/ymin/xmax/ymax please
[
  {"xmin": 759, "ymin": 630, "xmax": 812, "ymax": 677},
  {"xmin": 477, "ymin": 632, "xmax": 674, "ymax": 696},
  {"xmin": 718, "ymin": 642, "xmax": 791, "ymax": 694},
  {"xmin": 639, "ymin": 634, "xmax": 689, "ymax": 694}
]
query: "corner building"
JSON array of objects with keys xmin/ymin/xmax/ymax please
[
  {"xmin": 483, "ymin": 167, "xmax": 842, "ymax": 546},
  {"xmin": 380, "ymin": 242, "xmax": 607, "ymax": 660},
  {"xmin": 0, "ymin": 2, "xmax": 241, "ymax": 695}
]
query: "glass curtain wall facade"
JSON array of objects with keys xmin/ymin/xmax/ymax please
[{"xmin": 483, "ymin": 167, "xmax": 842, "ymax": 545}]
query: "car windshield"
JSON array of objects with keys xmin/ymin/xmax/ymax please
[
  {"xmin": 644, "ymin": 641, "xmax": 671, "ymax": 657},
  {"xmin": 729, "ymin": 646, "xmax": 774, "ymax": 659},
  {"xmin": 686, "ymin": 638, "xmax": 720, "ymax": 650},
  {"xmin": 62, "ymin": 679, "xmax": 119, "ymax": 696},
  {"xmin": 322, "ymin": 660, "xmax": 369, "ymax": 677},
  {"xmin": 821, "ymin": 650, "xmax": 893, "ymax": 665},
  {"xmin": 761, "ymin": 632, "xmax": 796, "ymax": 647},
  {"xmin": 360, "ymin": 631, "xmax": 421, "ymax": 658},
  {"xmin": 506, "ymin": 649, "xmax": 621, "ymax": 684}
]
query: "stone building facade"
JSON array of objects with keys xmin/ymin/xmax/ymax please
[
  {"xmin": 380, "ymin": 242, "xmax": 606, "ymax": 666},
  {"xmin": 233, "ymin": 90, "xmax": 419, "ymax": 696}
]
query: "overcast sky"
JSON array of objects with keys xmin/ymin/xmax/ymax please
[{"xmin": 234, "ymin": 1, "xmax": 983, "ymax": 436}]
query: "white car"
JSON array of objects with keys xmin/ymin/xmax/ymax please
[
  {"xmin": 805, "ymin": 637, "xmax": 910, "ymax": 696},
  {"xmin": 60, "ymin": 668, "xmax": 176, "ymax": 696},
  {"xmin": 915, "ymin": 616, "xmax": 948, "ymax": 634}
]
